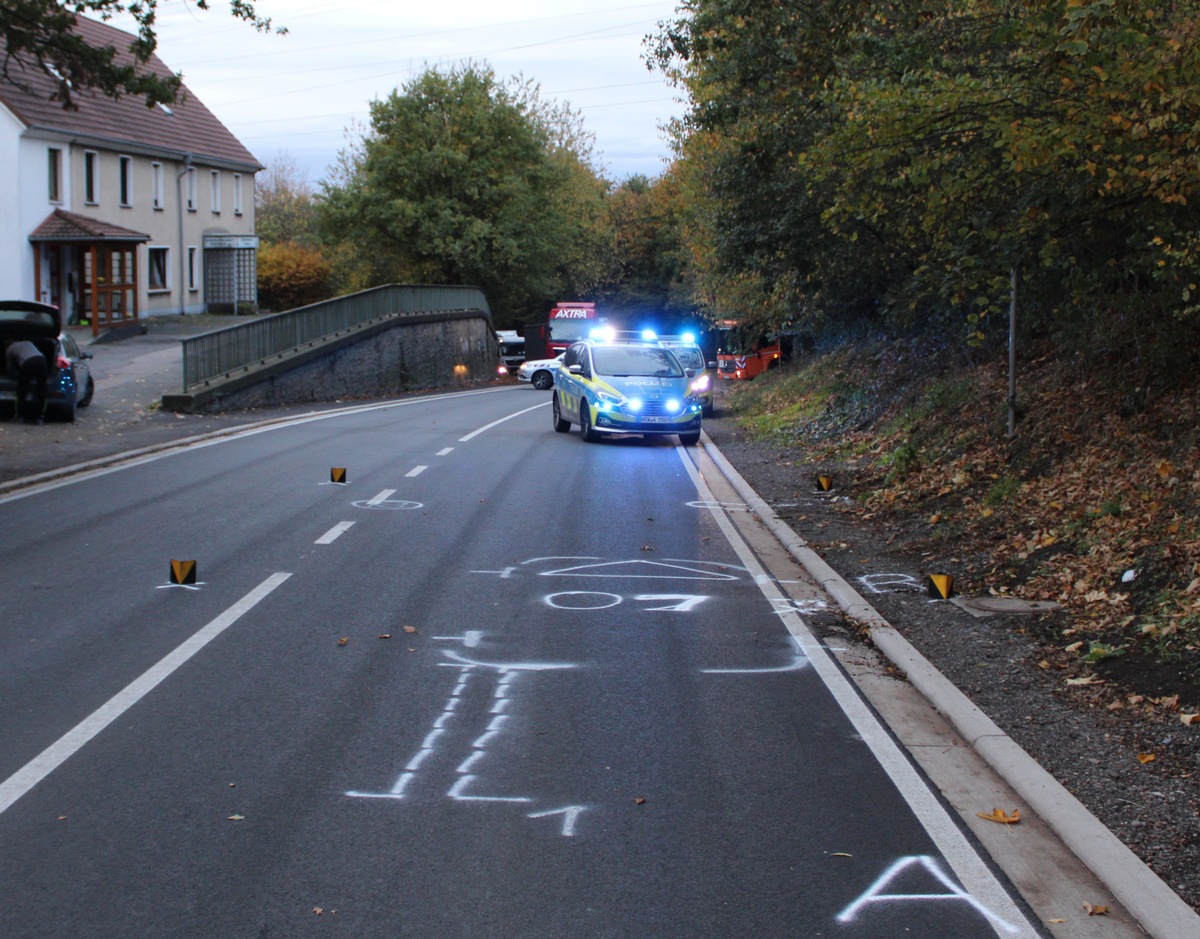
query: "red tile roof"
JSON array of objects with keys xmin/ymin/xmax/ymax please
[
  {"xmin": 29, "ymin": 208, "xmax": 150, "ymax": 242},
  {"xmin": 0, "ymin": 15, "xmax": 260, "ymax": 170}
]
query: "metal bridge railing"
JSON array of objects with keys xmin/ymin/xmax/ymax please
[{"xmin": 180, "ymin": 284, "xmax": 492, "ymax": 390}]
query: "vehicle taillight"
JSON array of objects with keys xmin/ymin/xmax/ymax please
[{"xmin": 56, "ymin": 356, "xmax": 71, "ymax": 370}]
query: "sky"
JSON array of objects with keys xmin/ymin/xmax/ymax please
[{"xmin": 124, "ymin": 0, "xmax": 689, "ymax": 186}]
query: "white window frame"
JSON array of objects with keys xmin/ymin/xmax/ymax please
[
  {"xmin": 187, "ymin": 245, "xmax": 199, "ymax": 292},
  {"xmin": 151, "ymin": 162, "xmax": 164, "ymax": 210},
  {"xmin": 185, "ymin": 166, "xmax": 197, "ymax": 212},
  {"xmin": 233, "ymin": 173, "xmax": 243, "ymax": 215},
  {"xmin": 148, "ymin": 246, "xmax": 171, "ymax": 292},
  {"xmin": 210, "ymin": 170, "xmax": 222, "ymax": 214},
  {"xmin": 84, "ymin": 150, "xmax": 99, "ymax": 205},
  {"xmin": 118, "ymin": 155, "xmax": 133, "ymax": 207},
  {"xmin": 48, "ymin": 147, "xmax": 63, "ymax": 203}
]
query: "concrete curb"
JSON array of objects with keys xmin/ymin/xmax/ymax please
[{"xmin": 701, "ymin": 432, "xmax": 1200, "ymax": 939}]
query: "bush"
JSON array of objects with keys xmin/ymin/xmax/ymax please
[{"xmin": 257, "ymin": 242, "xmax": 333, "ymax": 312}]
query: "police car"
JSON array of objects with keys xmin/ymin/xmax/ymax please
[
  {"xmin": 659, "ymin": 334, "xmax": 716, "ymax": 418},
  {"xmin": 551, "ymin": 329, "xmax": 704, "ymax": 445}
]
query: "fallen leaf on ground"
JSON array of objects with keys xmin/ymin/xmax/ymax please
[
  {"xmin": 403, "ymin": 625, "xmax": 418, "ymax": 634},
  {"xmin": 830, "ymin": 852, "xmax": 853, "ymax": 857},
  {"xmin": 633, "ymin": 797, "xmax": 646, "ymax": 805},
  {"xmin": 1181, "ymin": 713, "xmax": 1200, "ymax": 726},
  {"xmin": 977, "ymin": 808, "xmax": 1020, "ymax": 824},
  {"xmin": 337, "ymin": 637, "xmax": 349, "ymax": 646},
  {"xmin": 1083, "ymin": 903, "xmax": 1109, "ymax": 916},
  {"xmin": 1064, "ymin": 641, "xmax": 1084, "ymax": 653},
  {"xmin": 1047, "ymin": 918, "xmax": 1066, "ymax": 924},
  {"xmin": 378, "ymin": 634, "xmax": 391, "ymax": 639},
  {"xmin": 228, "ymin": 814, "xmax": 245, "ymax": 821},
  {"xmin": 1137, "ymin": 753, "xmax": 1156, "ymax": 764},
  {"xmin": 1065, "ymin": 676, "xmax": 1103, "ymax": 686}
]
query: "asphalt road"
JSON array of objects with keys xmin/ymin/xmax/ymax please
[{"xmin": 0, "ymin": 387, "xmax": 1040, "ymax": 937}]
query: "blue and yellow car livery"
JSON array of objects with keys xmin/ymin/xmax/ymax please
[{"xmin": 551, "ymin": 331, "xmax": 704, "ymax": 445}]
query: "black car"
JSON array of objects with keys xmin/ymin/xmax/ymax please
[{"xmin": 1, "ymin": 300, "xmax": 94, "ymax": 421}]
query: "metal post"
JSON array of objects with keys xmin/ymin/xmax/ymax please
[{"xmin": 1008, "ymin": 266, "xmax": 1018, "ymax": 438}]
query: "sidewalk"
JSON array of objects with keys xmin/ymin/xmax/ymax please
[{"xmin": 0, "ymin": 315, "xmax": 296, "ymax": 484}]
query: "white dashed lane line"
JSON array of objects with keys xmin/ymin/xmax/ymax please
[{"xmin": 315, "ymin": 521, "xmax": 355, "ymax": 544}]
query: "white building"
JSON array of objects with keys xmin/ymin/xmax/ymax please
[{"xmin": 0, "ymin": 15, "xmax": 261, "ymax": 336}]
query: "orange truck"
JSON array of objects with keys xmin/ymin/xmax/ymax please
[{"xmin": 716, "ymin": 333, "xmax": 783, "ymax": 380}]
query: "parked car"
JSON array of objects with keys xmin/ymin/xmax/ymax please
[
  {"xmin": 518, "ymin": 353, "xmax": 565, "ymax": 390},
  {"xmin": 0, "ymin": 300, "xmax": 93, "ymax": 422},
  {"xmin": 659, "ymin": 335, "xmax": 716, "ymax": 418}
]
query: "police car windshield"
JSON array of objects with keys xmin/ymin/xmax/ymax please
[
  {"xmin": 592, "ymin": 345, "xmax": 682, "ymax": 378},
  {"xmin": 670, "ymin": 347, "xmax": 704, "ymax": 369}
]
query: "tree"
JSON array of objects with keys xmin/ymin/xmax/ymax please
[
  {"xmin": 317, "ymin": 63, "xmax": 610, "ymax": 325},
  {"xmin": 1, "ymin": 0, "xmax": 282, "ymax": 108},
  {"xmin": 651, "ymin": 0, "xmax": 1200, "ymax": 366},
  {"xmin": 255, "ymin": 156, "xmax": 317, "ymax": 247},
  {"xmin": 598, "ymin": 170, "xmax": 693, "ymax": 325}
]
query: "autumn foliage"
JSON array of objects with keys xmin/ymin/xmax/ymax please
[{"xmin": 256, "ymin": 241, "xmax": 333, "ymax": 312}]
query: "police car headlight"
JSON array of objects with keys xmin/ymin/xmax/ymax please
[
  {"xmin": 596, "ymin": 390, "xmax": 623, "ymax": 412},
  {"xmin": 666, "ymin": 398, "xmax": 681, "ymax": 414},
  {"xmin": 627, "ymin": 397, "xmax": 644, "ymax": 412},
  {"xmin": 690, "ymin": 374, "xmax": 711, "ymax": 393}
]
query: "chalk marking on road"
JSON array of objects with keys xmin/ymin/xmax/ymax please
[
  {"xmin": 438, "ymin": 650, "xmax": 578, "ymax": 672},
  {"xmin": 676, "ymin": 445, "xmax": 1037, "ymax": 937},
  {"xmin": 836, "ymin": 855, "xmax": 1018, "ymax": 934},
  {"xmin": 471, "ymin": 566, "xmax": 518, "ymax": 578},
  {"xmin": 447, "ymin": 775, "xmax": 533, "ymax": 803},
  {"xmin": 539, "ymin": 558, "xmax": 743, "ymax": 580},
  {"xmin": 405, "ymin": 465, "xmax": 428, "ymax": 478},
  {"xmin": 544, "ymin": 591, "xmax": 623, "ymax": 611},
  {"xmin": 0, "ymin": 572, "xmax": 292, "ymax": 818},
  {"xmin": 857, "ymin": 573, "xmax": 924, "ymax": 595},
  {"xmin": 432, "ymin": 630, "xmax": 484, "ymax": 647},
  {"xmin": 702, "ymin": 653, "xmax": 810, "ymax": 675},
  {"xmin": 348, "ymin": 653, "xmax": 575, "ymax": 808},
  {"xmin": 770, "ymin": 597, "xmax": 830, "ymax": 617},
  {"xmin": 634, "ymin": 594, "xmax": 710, "ymax": 612},
  {"xmin": 352, "ymin": 498, "xmax": 423, "ymax": 511},
  {"xmin": 458, "ymin": 401, "xmax": 548, "ymax": 441},
  {"xmin": 436, "ymin": 447, "xmax": 454, "ymax": 456},
  {"xmin": 528, "ymin": 805, "xmax": 588, "ymax": 837},
  {"xmin": 315, "ymin": 521, "xmax": 355, "ymax": 544}
]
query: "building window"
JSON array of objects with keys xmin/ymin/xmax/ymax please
[
  {"xmin": 119, "ymin": 156, "xmax": 133, "ymax": 207},
  {"xmin": 148, "ymin": 246, "xmax": 170, "ymax": 292},
  {"xmin": 233, "ymin": 174, "xmax": 243, "ymax": 215},
  {"xmin": 187, "ymin": 246, "xmax": 199, "ymax": 291},
  {"xmin": 48, "ymin": 148, "xmax": 63, "ymax": 203},
  {"xmin": 186, "ymin": 166, "xmax": 197, "ymax": 211},
  {"xmin": 151, "ymin": 162, "xmax": 164, "ymax": 209},
  {"xmin": 210, "ymin": 170, "xmax": 222, "ymax": 213},
  {"xmin": 84, "ymin": 150, "xmax": 99, "ymax": 204}
]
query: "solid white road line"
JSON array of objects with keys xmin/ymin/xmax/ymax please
[
  {"xmin": 675, "ymin": 446, "xmax": 1035, "ymax": 938},
  {"xmin": 458, "ymin": 401, "xmax": 548, "ymax": 441},
  {"xmin": 315, "ymin": 521, "xmax": 355, "ymax": 544},
  {"xmin": 0, "ymin": 572, "xmax": 293, "ymax": 818}
]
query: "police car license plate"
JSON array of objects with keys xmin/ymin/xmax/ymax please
[{"xmin": 640, "ymin": 416, "xmax": 673, "ymax": 424}]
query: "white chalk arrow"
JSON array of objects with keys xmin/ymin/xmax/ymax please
[{"xmin": 527, "ymin": 805, "xmax": 588, "ymax": 837}]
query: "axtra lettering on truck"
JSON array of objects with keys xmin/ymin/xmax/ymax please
[{"xmin": 545, "ymin": 302, "xmax": 602, "ymax": 356}]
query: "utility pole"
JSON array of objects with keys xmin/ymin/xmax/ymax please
[{"xmin": 1008, "ymin": 266, "xmax": 1018, "ymax": 438}]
